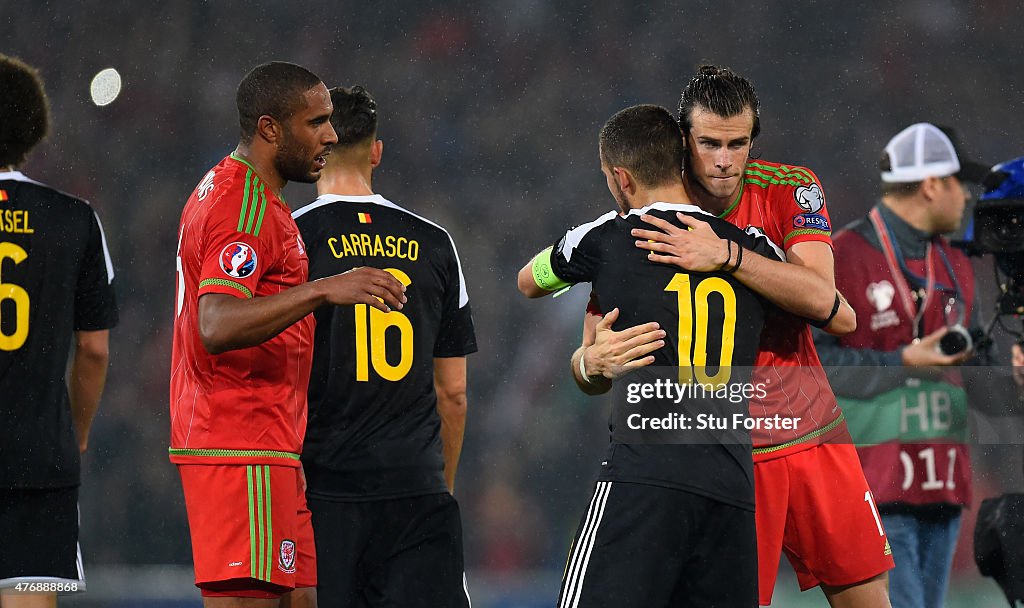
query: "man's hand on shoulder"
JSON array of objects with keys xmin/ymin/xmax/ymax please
[
  {"xmin": 631, "ymin": 213, "xmax": 730, "ymax": 273},
  {"xmin": 315, "ymin": 266, "xmax": 407, "ymax": 312}
]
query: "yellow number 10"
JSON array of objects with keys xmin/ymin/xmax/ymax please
[
  {"xmin": 0, "ymin": 242, "xmax": 30, "ymax": 351},
  {"xmin": 354, "ymin": 268, "xmax": 414, "ymax": 382},
  {"xmin": 664, "ymin": 273, "xmax": 737, "ymax": 385}
]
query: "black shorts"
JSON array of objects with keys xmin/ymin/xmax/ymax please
[
  {"xmin": 557, "ymin": 481, "xmax": 757, "ymax": 608},
  {"xmin": 308, "ymin": 491, "xmax": 469, "ymax": 608},
  {"xmin": 0, "ymin": 486, "xmax": 85, "ymax": 593}
]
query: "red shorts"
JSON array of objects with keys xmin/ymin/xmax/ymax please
[
  {"xmin": 754, "ymin": 442, "xmax": 894, "ymax": 605},
  {"xmin": 178, "ymin": 464, "xmax": 316, "ymax": 598}
]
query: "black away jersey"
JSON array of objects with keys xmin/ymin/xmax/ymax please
[
  {"xmin": 0, "ymin": 171, "xmax": 118, "ymax": 488},
  {"xmin": 293, "ymin": 194, "xmax": 477, "ymax": 500},
  {"xmin": 549, "ymin": 202, "xmax": 780, "ymax": 509}
]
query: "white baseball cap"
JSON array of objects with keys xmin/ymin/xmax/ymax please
[{"xmin": 881, "ymin": 122, "xmax": 989, "ymax": 184}]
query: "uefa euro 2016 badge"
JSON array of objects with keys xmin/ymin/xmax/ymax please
[
  {"xmin": 220, "ymin": 242, "xmax": 258, "ymax": 279},
  {"xmin": 278, "ymin": 539, "xmax": 297, "ymax": 574}
]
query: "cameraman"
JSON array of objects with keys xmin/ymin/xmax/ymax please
[{"xmin": 814, "ymin": 123, "xmax": 1023, "ymax": 608}]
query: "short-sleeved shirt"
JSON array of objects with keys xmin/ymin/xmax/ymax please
[
  {"xmin": 0, "ymin": 171, "xmax": 118, "ymax": 489},
  {"xmin": 550, "ymin": 201, "xmax": 779, "ymax": 510},
  {"xmin": 292, "ymin": 194, "xmax": 477, "ymax": 500},
  {"xmin": 718, "ymin": 160, "xmax": 847, "ymax": 458},
  {"xmin": 169, "ymin": 153, "xmax": 313, "ymax": 468}
]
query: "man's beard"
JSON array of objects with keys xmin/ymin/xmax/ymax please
[{"xmin": 275, "ymin": 132, "xmax": 318, "ymax": 184}]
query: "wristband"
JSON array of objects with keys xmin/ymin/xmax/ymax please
[
  {"xmin": 809, "ymin": 292, "xmax": 842, "ymax": 329},
  {"xmin": 579, "ymin": 348, "xmax": 594, "ymax": 384},
  {"xmin": 531, "ymin": 246, "xmax": 571, "ymax": 291},
  {"xmin": 732, "ymin": 242, "xmax": 744, "ymax": 272},
  {"xmin": 718, "ymin": 239, "xmax": 734, "ymax": 272}
]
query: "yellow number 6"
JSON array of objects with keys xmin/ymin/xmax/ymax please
[{"xmin": 0, "ymin": 242, "xmax": 30, "ymax": 351}]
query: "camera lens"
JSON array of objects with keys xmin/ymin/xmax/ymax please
[{"xmin": 939, "ymin": 326, "xmax": 971, "ymax": 355}]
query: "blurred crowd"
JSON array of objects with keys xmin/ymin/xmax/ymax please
[{"xmin": 3, "ymin": 0, "xmax": 1024, "ymax": 580}]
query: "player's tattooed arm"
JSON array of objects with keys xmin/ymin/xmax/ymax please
[
  {"xmin": 69, "ymin": 329, "xmax": 110, "ymax": 453},
  {"xmin": 199, "ymin": 266, "xmax": 406, "ymax": 354},
  {"xmin": 434, "ymin": 357, "xmax": 468, "ymax": 493},
  {"xmin": 632, "ymin": 212, "xmax": 856, "ymax": 335},
  {"xmin": 571, "ymin": 308, "xmax": 664, "ymax": 395}
]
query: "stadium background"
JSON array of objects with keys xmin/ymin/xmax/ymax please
[{"xmin": 4, "ymin": 1, "xmax": 1024, "ymax": 605}]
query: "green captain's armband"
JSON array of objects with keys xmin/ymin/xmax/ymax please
[{"xmin": 531, "ymin": 246, "xmax": 571, "ymax": 291}]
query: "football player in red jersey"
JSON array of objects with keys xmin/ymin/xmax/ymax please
[
  {"xmin": 573, "ymin": 66, "xmax": 894, "ymax": 607},
  {"xmin": 170, "ymin": 62, "xmax": 406, "ymax": 608}
]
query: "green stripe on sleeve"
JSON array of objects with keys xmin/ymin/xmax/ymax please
[
  {"xmin": 238, "ymin": 169, "xmax": 252, "ymax": 232},
  {"xmin": 168, "ymin": 447, "xmax": 300, "ymax": 459},
  {"xmin": 253, "ymin": 185, "xmax": 268, "ymax": 237},
  {"xmin": 744, "ymin": 169, "xmax": 805, "ymax": 187},
  {"xmin": 747, "ymin": 162, "xmax": 814, "ymax": 184},
  {"xmin": 198, "ymin": 278, "xmax": 253, "ymax": 299},
  {"xmin": 752, "ymin": 412, "xmax": 845, "ymax": 455},
  {"xmin": 244, "ymin": 176, "xmax": 261, "ymax": 234},
  {"xmin": 784, "ymin": 228, "xmax": 831, "ymax": 244},
  {"xmin": 780, "ymin": 165, "xmax": 815, "ymax": 183}
]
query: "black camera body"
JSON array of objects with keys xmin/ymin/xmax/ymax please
[{"xmin": 955, "ymin": 161, "xmax": 1024, "ymax": 314}]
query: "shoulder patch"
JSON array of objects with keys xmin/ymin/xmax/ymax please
[
  {"xmin": 794, "ymin": 183, "xmax": 825, "ymax": 213},
  {"xmin": 219, "ymin": 242, "xmax": 258, "ymax": 278}
]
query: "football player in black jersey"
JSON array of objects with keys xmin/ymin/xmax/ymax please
[
  {"xmin": 0, "ymin": 55, "xmax": 118, "ymax": 606},
  {"xmin": 518, "ymin": 105, "xmax": 780, "ymax": 607},
  {"xmin": 293, "ymin": 86, "xmax": 476, "ymax": 608}
]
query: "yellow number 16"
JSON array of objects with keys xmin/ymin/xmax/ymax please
[{"xmin": 354, "ymin": 267, "xmax": 414, "ymax": 382}]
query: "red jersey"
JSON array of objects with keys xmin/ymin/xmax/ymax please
[
  {"xmin": 169, "ymin": 153, "xmax": 314, "ymax": 468},
  {"xmin": 718, "ymin": 160, "xmax": 846, "ymax": 459}
]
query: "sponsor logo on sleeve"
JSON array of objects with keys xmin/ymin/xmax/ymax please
[
  {"xmin": 794, "ymin": 183, "xmax": 825, "ymax": 213},
  {"xmin": 793, "ymin": 213, "xmax": 831, "ymax": 232},
  {"xmin": 219, "ymin": 242, "xmax": 258, "ymax": 278}
]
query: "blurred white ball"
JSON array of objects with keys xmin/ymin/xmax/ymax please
[{"xmin": 90, "ymin": 68, "xmax": 122, "ymax": 106}]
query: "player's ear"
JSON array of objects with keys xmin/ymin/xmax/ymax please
[
  {"xmin": 370, "ymin": 140, "xmax": 383, "ymax": 168},
  {"xmin": 613, "ymin": 167, "xmax": 634, "ymax": 193},
  {"xmin": 256, "ymin": 115, "xmax": 282, "ymax": 145}
]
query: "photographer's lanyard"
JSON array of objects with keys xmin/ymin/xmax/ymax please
[{"xmin": 868, "ymin": 207, "xmax": 963, "ymax": 339}]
